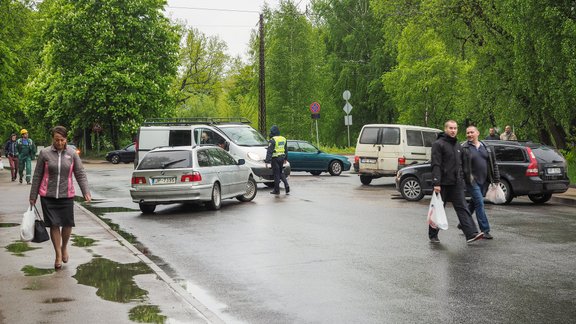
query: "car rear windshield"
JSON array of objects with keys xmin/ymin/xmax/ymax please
[
  {"xmin": 528, "ymin": 145, "xmax": 566, "ymax": 163},
  {"xmin": 138, "ymin": 151, "xmax": 192, "ymax": 170},
  {"xmin": 359, "ymin": 127, "xmax": 400, "ymax": 145}
]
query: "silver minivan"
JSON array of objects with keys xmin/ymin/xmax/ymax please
[
  {"xmin": 354, "ymin": 124, "xmax": 441, "ymax": 185},
  {"xmin": 130, "ymin": 146, "xmax": 257, "ymax": 213}
]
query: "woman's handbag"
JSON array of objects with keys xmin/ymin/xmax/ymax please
[
  {"xmin": 31, "ymin": 206, "xmax": 50, "ymax": 243},
  {"xmin": 427, "ymin": 192, "xmax": 449, "ymax": 230},
  {"xmin": 486, "ymin": 183, "xmax": 506, "ymax": 204}
]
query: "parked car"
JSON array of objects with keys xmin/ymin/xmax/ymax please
[
  {"xmin": 395, "ymin": 140, "xmax": 570, "ymax": 204},
  {"xmin": 106, "ymin": 143, "xmax": 136, "ymax": 164},
  {"xmin": 286, "ymin": 140, "xmax": 351, "ymax": 176},
  {"xmin": 130, "ymin": 146, "xmax": 257, "ymax": 213}
]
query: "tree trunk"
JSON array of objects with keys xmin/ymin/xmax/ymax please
[{"xmin": 545, "ymin": 116, "xmax": 567, "ymax": 149}]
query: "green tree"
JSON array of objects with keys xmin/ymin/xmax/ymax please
[{"xmin": 26, "ymin": 0, "xmax": 180, "ymax": 149}]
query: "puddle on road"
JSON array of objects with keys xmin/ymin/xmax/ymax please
[
  {"xmin": 6, "ymin": 241, "xmax": 40, "ymax": 256},
  {"xmin": 73, "ymin": 257, "xmax": 152, "ymax": 303},
  {"xmin": 129, "ymin": 305, "xmax": 167, "ymax": 323},
  {"xmin": 21, "ymin": 265, "xmax": 55, "ymax": 276},
  {"xmin": 0, "ymin": 223, "xmax": 20, "ymax": 227},
  {"xmin": 72, "ymin": 234, "xmax": 97, "ymax": 247}
]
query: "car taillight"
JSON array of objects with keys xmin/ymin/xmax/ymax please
[
  {"xmin": 398, "ymin": 156, "xmax": 406, "ymax": 166},
  {"xmin": 354, "ymin": 156, "xmax": 359, "ymax": 164},
  {"xmin": 525, "ymin": 147, "xmax": 539, "ymax": 176},
  {"xmin": 131, "ymin": 176, "xmax": 146, "ymax": 185},
  {"xmin": 181, "ymin": 172, "xmax": 202, "ymax": 182}
]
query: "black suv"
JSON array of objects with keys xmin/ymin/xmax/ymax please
[{"xmin": 395, "ymin": 140, "xmax": 570, "ymax": 204}]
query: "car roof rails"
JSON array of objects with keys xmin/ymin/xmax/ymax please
[{"xmin": 142, "ymin": 117, "xmax": 251, "ymax": 126}]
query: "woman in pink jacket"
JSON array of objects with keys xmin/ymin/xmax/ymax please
[{"xmin": 29, "ymin": 126, "xmax": 91, "ymax": 270}]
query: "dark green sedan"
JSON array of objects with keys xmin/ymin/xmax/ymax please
[{"xmin": 286, "ymin": 140, "xmax": 351, "ymax": 176}]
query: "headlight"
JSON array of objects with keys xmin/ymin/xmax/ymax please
[{"xmin": 247, "ymin": 152, "xmax": 262, "ymax": 161}]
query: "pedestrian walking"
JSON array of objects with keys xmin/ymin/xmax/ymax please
[
  {"xmin": 499, "ymin": 125, "xmax": 517, "ymax": 141},
  {"xmin": 265, "ymin": 125, "xmax": 290, "ymax": 195},
  {"xmin": 485, "ymin": 127, "xmax": 499, "ymax": 140},
  {"xmin": 430, "ymin": 120, "xmax": 484, "ymax": 243},
  {"xmin": 16, "ymin": 129, "xmax": 36, "ymax": 184},
  {"xmin": 462, "ymin": 126, "xmax": 500, "ymax": 239},
  {"xmin": 29, "ymin": 126, "xmax": 91, "ymax": 270},
  {"xmin": 4, "ymin": 133, "xmax": 19, "ymax": 181}
]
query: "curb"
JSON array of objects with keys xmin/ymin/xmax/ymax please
[{"xmin": 75, "ymin": 203, "xmax": 225, "ymax": 324}]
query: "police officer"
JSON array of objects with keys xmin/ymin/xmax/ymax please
[
  {"xmin": 265, "ymin": 125, "xmax": 290, "ymax": 195},
  {"xmin": 16, "ymin": 129, "xmax": 36, "ymax": 184}
]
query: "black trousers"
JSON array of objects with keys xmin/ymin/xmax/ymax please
[
  {"xmin": 428, "ymin": 181, "xmax": 479, "ymax": 240},
  {"xmin": 271, "ymin": 156, "xmax": 289, "ymax": 193}
]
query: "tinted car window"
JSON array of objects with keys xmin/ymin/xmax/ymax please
[
  {"xmin": 406, "ymin": 130, "xmax": 423, "ymax": 147},
  {"xmin": 169, "ymin": 130, "xmax": 191, "ymax": 146},
  {"xmin": 299, "ymin": 142, "xmax": 318, "ymax": 153},
  {"xmin": 423, "ymin": 132, "xmax": 437, "ymax": 147},
  {"xmin": 138, "ymin": 151, "xmax": 192, "ymax": 170},
  {"xmin": 287, "ymin": 141, "xmax": 298, "ymax": 152},
  {"xmin": 529, "ymin": 145, "xmax": 566, "ymax": 163},
  {"xmin": 359, "ymin": 127, "xmax": 379, "ymax": 144},
  {"xmin": 126, "ymin": 144, "xmax": 135, "ymax": 152},
  {"xmin": 197, "ymin": 150, "xmax": 211, "ymax": 167},
  {"xmin": 214, "ymin": 149, "xmax": 237, "ymax": 165},
  {"xmin": 494, "ymin": 146, "xmax": 526, "ymax": 162},
  {"xmin": 381, "ymin": 127, "xmax": 400, "ymax": 145}
]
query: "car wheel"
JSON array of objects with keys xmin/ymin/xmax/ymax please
[
  {"xmin": 328, "ymin": 161, "xmax": 343, "ymax": 176},
  {"xmin": 111, "ymin": 154, "xmax": 121, "ymax": 164},
  {"xmin": 400, "ymin": 176, "xmax": 424, "ymax": 201},
  {"xmin": 237, "ymin": 177, "xmax": 257, "ymax": 202},
  {"xmin": 360, "ymin": 175, "xmax": 372, "ymax": 185},
  {"xmin": 528, "ymin": 193, "xmax": 552, "ymax": 204},
  {"xmin": 498, "ymin": 180, "xmax": 513, "ymax": 204},
  {"xmin": 139, "ymin": 203, "xmax": 156, "ymax": 214},
  {"xmin": 207, "ymin": 183, "xmax": 222, "ymax": 210},
  {"xmin": 310, "ymin": 171, "xmax": 322, "ymax": 176}
]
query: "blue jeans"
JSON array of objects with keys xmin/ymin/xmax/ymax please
[{"xmin": 467, "ymin": 182, "xmax": 490, "ymax": 233}]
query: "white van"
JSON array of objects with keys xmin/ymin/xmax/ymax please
[
  {"xmin": 135, "ymin": 118, "xmax": 290, "ymax": 185},
  {"xmin": 354, "ymin": 124, "xmax": 441, "ymax": 185}
]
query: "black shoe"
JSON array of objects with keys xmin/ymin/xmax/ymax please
[
  {"xmin": 484, "ymin": 232, "xmax": 493, "ymax": 239},
  {"xmin": 429, "ymin": 237, "xmax": 440, "ymax": 243},
  {"xmin": 466, "ymin": 232, "xmax": 484, "ymax": 243},
  {"xmin": 27, "ymin": 182, "xmax": 31, "ymax": 185},
  {"xmin": 285, "ymin": 187, "xmax": 290, "ymax": 194},
  {"xmin": 270, "ymin": 191, "xmax": 280, "ymax": 195},
  {"xmin": 19, "ymin": 178, "xmax": 22, "ymax": 184},
  {"xmin": 457, "ymin": 223, "xmax": 462, "ymax": 230}
]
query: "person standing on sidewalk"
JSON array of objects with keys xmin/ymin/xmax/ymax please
[
  {"xmin": 4, "ymin": 133, "xmax": 19, "ymax": 181},
  {"xmin": 429, "ymin": 120, "xmax": 484, "ymax": 244},
  {"xmin": 265, "ymin": 125, "xmax": 290, "ymax": 195},
  {"xmin": 462, "ymin": 126, "xmax": 500, "ymax": 239},
  {"xmin": 29, "ymin": 126, "xmax": 91, "ymax": 270},
  {"xmin": 16, "ymin": 129, "xmax": 36, "ymax": 184}
]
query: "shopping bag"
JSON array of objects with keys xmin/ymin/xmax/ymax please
[
  {"xmin": 31, "ymin": 206, "xmax": 49, "ymax": 243},
  {"xmin": 20, "ymin": 206, "xmax": 35, "ymax": 241},
  {"xmin": 427, "ymin": 192, "xmax": 449, "ymax": 230},
  {"xmin": 486, "ymin": 183, "xmax": 506, "ymax": 204}
]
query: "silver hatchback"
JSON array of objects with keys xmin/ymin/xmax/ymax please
[{"xmin": 130, "ymin": 146, "xmax": 257, "ymax": 213}]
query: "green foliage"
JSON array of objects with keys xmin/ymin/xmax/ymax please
[{"xmin": 26, "ymin": 0, "xmax": 180, "ymax": 149}]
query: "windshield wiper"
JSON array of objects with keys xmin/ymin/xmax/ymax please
[{"xmin": 161, "ymin": 159, "xmax": 186, "ymax": 169}]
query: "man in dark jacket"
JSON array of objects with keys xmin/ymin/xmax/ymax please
[
  {"xmin": 265, "ymin": 125, "xmax": 290, "ymax": 195},
  {"xmin": 4, "ymin": 133, "xmax": 18, "ymax": 181},
  {"xmin": 462, "ymin": 126, "xmax": 500, "ymax": 239},
  {"xmin": 430, "ymin": 120, "xmax": 483, "ymax": 243}
]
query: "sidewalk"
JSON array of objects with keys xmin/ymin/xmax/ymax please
[{"xmin": 0, "ymin": 168, "xmax": 222, "ymax": 324}]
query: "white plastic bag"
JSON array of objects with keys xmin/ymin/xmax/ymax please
[
  {"xmin": 486, "ymin": 183, "xmax": 506, "ymax": 204},
  {"xmin": 20, "ymin": 206, "xmax": 35, "ymax": 242},
  {"xmin": 427, "ymin": 192, "xmax": 449, "ymax": 230}
]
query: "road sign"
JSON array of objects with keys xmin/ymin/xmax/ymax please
[
  {"xmin": 343, "ymin": 102, "xmax": 353, "ymax": 115},
  {"xmin": 344, "ymin": 115, "xmax": 352, "ymax": 125},
  {"xmin": 309, "ymin": 102, "xmax": 321, "ymax": 114},
  {"xmin": 343, "ymin": 90, "xmax": 351, "ymax": 101}
]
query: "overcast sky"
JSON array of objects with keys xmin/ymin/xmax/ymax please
[{"xmin": 165, "ymin": 0, "xmax": 310, "ymax": 60}]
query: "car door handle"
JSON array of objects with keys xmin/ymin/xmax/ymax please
[{"xmin": 411, "ymin": 152, "xmax": 426, "ymax": 155}]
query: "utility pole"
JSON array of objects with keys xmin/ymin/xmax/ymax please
[{"xmin": 258, "ymin": 13, "xmax": 266, "ymax": 136}]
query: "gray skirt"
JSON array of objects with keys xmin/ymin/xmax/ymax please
[{"xmin": 40, "ymin": 197, "xmax": 75, "ymax": 227}]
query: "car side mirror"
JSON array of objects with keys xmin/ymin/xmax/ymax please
[{"xmin": 237, "ymin": 159, "xmax": 245, "ymax": 165}]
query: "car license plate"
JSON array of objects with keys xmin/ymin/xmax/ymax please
[
  {"xmin": 153, "ymin": 177, "xmax": 176, "ymax": 184},
  {"xmin": 546, "ymin": 167, "xmax": 561, "ymax": 175},
  {"xmin": 361, "ymin": 158, "xmax": 377, "ymax": 164}
]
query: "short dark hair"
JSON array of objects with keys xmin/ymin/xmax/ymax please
[{"xmin": 51, "ymin": 126, "xmax": 68, "ymax": 138}]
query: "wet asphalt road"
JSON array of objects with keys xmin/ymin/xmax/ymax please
[{"xmin": 85, "ymin": 163, "xmax": 576, "ymax": 323}]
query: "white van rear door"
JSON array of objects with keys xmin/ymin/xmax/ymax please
[{"xmin": 376, "ymin": 127, "xmax": 401, "ymax": 172}]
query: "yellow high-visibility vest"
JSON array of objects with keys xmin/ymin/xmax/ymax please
[{"xmin": 272, "ymin": 136, "xmax": 286, "ymax": 157}]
